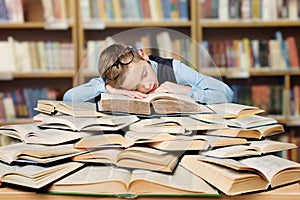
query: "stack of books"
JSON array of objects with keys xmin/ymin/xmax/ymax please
[{"xmin": 0, "ymin": 94, "xmax": 299, "ymax": 197}]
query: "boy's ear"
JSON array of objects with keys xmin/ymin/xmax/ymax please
[{"xmin": 138, "ymin": 49, "xmax": 149, "ymax": 61}]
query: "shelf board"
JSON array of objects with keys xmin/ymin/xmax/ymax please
[
  {"xmin": 200, "ymin": 68, "xmax": 300, "ymax": 77},
  {"xmin": 12, "ymin": 72, "xmax": 74, "ymax": 79},
  {"xmin": 0, "ymin": 21, "xmax": 74, "ymax": 29},
  {"xmin": 83, "ymin": 20, "xmax": 192, "ymax": 29},
  {"xmin": 199, "ymin": 19, "xmax": 300, "ymax": 28}
]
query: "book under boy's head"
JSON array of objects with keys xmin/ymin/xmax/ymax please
[{"xmin": 97, "ymin": 93, "xmax": 214, "ymax": 116}]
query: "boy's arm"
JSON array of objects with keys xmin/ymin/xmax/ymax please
[
  {"xmin": 173, "ymin": 60, "xmax": 234, "ymax": 104},
  {"xmin": 63, "ymin": 78, "xmax": 106, "ymax": 102},
  {"xmin": 63, "ymin": 77, "xmax": 148, "ymax": 102}
]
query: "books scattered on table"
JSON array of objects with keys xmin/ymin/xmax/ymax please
[
  {"xmin": 0, "ymin": 97, "xmax": 297, "ymax": 196},
  {"xmin": 0, "ymin": 143, "xmax": 84, "ymax": 165},
  {"xmin": 204, "ymin": 124, "xmax": 285, "ymax": 139},
  {"xmin": 193, "ymin": 102, "xmax": 265, "ymax": 119},
  {"xmin": 191, "ymin": 114, "xmax": 279, "ymax": 129},
  {"xmin": 74, "ymin": 131, "xmax": 178, "ymax": 149},
  {"xmin": 202, "ymin": 140, "xmax": 298, "ymax": 158},
  {"xmin": 48, "ymin": 165, "xmax": 219, "ymax": 196},
  {"xmin": 98, "ymin": 93, "xmax": 214, "ymax": 116},
  {"xmin": 35, "ymin": 100, "xmax": 106, "ymax": 117},
  {"xmin": 129, "ymin": 116, "xmax": 227, "ymax": 134},
  {"xmin": 180, "ymin": 155, "xmax": 300, "ymax": 196},
  {"xmin": 72, "ymin": 146, "xmax": 179, "ymax": 172},
  {"xmin": 0, "ymin": 122, "xmax": 91, "ymax": 145},
  {"xmin": 33, "ymin": 113, "xmax": 139, "ymax": 131},
  {"xmin": 0, "ymin": 161, "xmax": 84, "ymax": 189}
]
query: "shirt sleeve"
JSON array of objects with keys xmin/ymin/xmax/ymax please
[
  {"xmin": 172, "ymin": 60, "xmax": 234, "ymax": 104},
  {"xmin": 63, "ymin": 78, "xmax": 107, "ymax": 102}
]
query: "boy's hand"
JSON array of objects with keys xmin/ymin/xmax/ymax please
[
  {"xmin": 106, "ymin": 84, "xmax": 148, "ymax": 99},
  {"xmin": 152, "ymin": 81, "xmax": 192, "ymax": 95}
]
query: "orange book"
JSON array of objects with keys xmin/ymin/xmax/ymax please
[
  {"xmin": 293, "ymin": 85, "xmax": 300, "ymax": 116},
  {"xmin": 287, "ymin": 36, "xmax": 300, "ymax": 67}
]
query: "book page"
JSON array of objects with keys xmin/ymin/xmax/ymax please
[
  {"xmin": 203, "ymin": 145, "xmax": 260, "ymax": 158},
  {"xmin": 54, "ymin": 165, "xmax": 131, "ymax": 187},
  {"xmin": 249, "ymin": 140, "xmax": 297, "ymax": 153},
  {"xmin": 130, "ymin": 165, "xmax": 218, "ymax": 194},
  {"xmin": 240, "ymin": 155, "xmax": 300, "ymax": 182}
]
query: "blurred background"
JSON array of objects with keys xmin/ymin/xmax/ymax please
[{"xmin": 0, "ymin": 0, "xmax": 299, "ymax": 162}]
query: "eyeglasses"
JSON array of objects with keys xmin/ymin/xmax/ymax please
[{"xmin": 103, "ymin": 45, "xmax": 135, "ymax": 81}]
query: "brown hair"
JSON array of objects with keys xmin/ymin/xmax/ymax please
[{"xmin": 98, "ymin": 43, "xmax": 144, "ymax": 87}]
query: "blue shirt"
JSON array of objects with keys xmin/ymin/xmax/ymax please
[{"xmin": 63, "ymin": 59, "xmax": 233, "ymax": 104}]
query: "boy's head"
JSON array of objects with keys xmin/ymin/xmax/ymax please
[
  {"xmin": 98, "ymin": 43, "xmax": 159, "ymax": 94},
  {"xmin": 98, "ymin": 43, "xmax": 144, "ymax": 87}
]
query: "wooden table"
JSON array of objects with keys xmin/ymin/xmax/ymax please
[{"xmin": 0, "ymin": 183, "xmax": 299, "ymax": 200}]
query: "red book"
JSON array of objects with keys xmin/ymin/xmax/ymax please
[
  {"xmin": 141, "ymin": 0, "xmax": 151, "ymax": 19},
  {"xmin": 287, "ymin": 36, "xmax": 300, "ymax": 67}
]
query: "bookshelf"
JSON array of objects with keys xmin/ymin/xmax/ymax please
[
  {"xmin": 196, "ymin": 0, "xmax": 300, "ymax": 126},
  {"xmin": 0, "ymin": 0, "xmax": 78, "ymax": 124},
  {"xmin": 76, "ymin": 0, "xmax": 197, "ymax": 85}
]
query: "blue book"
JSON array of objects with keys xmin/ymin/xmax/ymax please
[
  {"xmin": 0, "ymin": 0, "xmax": 9, "ymax": 21},
  {"xmin": 178, "ymin": 0, "xmax": 188, "ymax": 20},
  {"xmin": 161, "ymin": 0, "xmax": 172, "ymax": 19}
]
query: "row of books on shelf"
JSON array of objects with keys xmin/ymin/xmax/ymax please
[
  {"xmin": 0, "ymin": 88, "xmax": 58, "ymax": 122},
  {"xmin": 232, "ymin": 84, "xmax": 284, "ymax": 116},
  {"xmin": 0, "ymin": 97, "xmax": 299, "ymax": 196},
  {"xmin": 0, "ymin": 0, "xmax": 72, "ymax": 23},
  {"xmin": 80, "ymin": 0, "xmax": 189, "ymax": 23},
  {"xmin": 201, "ymin": 0, "xmax": 300, "ymax": 21},
  {"xmin": 200, "ymin": 31, "xmax": 299, "ymax": 70},
  {"xmin": 0, "ymin": 37, "xmax": 74, "ymax": 73},
  {"xmin": 278, "ymin": 133, "xmax": 300, "ymax": 162},
  {"xmin": 85, "ymin": 33, "xmax": 193, "ymax": 72}
]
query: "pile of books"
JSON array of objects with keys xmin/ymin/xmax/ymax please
[{"xmin": 0, "ymin": 93, "xmax": 299, "ymax": 197}]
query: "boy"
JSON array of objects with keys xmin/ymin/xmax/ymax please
[{"xmin": 63, "ymin": 43, "xmax": 233, "ymax": 104}]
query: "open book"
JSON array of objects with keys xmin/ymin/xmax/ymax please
[
  {"xmin": 202, "ymin": 140, "xmax": 298, "ymax": 158},
  {"xmin": 0, "ymin": 143, "xmax": 84, "ymax": 165},
  {"xmin": 48, "ymin": 165, "xmax": 219, "ymax": 196},
  {"xmin": 193, "ymin": 102, "xmax": 265, "ymax": 119},
  {"xmin": 74, "ymin": 131, "xmax": 178, "ymax": 149},
  {"xmin": 73, "ymin": 131, "xmax": 247, "ymax": 151},
  {"xmin": 147, "ymin": 135, "xmax": 248, "ymax": 151},
  {"xmin": 129, "ymin": 116, "xmax": 227, "ymax": 134},
  {"xmin": 204, "ymin": 124, "xmax": 285, "ymax": 139},
  {"xmin": 33, "ymin": 113, "xmax": 139, "ymax": 132},
  {"xmin": 191, "ymin": 114, "xmax": 279, "ymax": 129},
  {"xmin": 35, "ymin": 100, "xmax": 106, "ymax": 117},
  {"xmin": 98, "ymin": 93, "xmax": 213, "ymax": 115},
  {"xmin": 0, "ymin": 161, "xmax": 83, "ymax": 189},
  {"xmin": 0, "ymin": 123, "xmax": 92, "ymax": 145},
  {"xmin": 180, "ymin": 155, "xmax": 300, "ymax": 196},
  {"xmin": 72, "ymin": 146, "xmax": 179, "ymax": 173}
]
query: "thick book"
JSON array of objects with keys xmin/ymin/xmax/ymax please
[
  {"xmin": 73, "ymin": 131, "xmax": 178, "ymax": 149},
  {"xmin": 204, "ymin": 124, "xmax": 285, "ymax": 139},
  {"xmin": 71, "ymin": 146, "xmax": 179, "ymax": 173},
  {"xmin": 129, "ymin": 116, "xmax": 227, "ymax": 134},
  {"xmin": 35, "ymin": 100, "xmax": 106, "ymax": 117},
  {"xmin": 147, "ymin": 135, "xmax": 248, "ymax": 151},
  {"xmin": 33, "ymin": 113, "xmax": 139, "ymax": 131},
  {"xmin": 180, "ymin": 155, "xmax": 300, "ymax": 196},
  {"xmin": 202, "ymin": 140, "xmax": 298, "ymax": 158},
  {"xmin": 0, "ymin": 122, "xmax": 92, "ymax": 145},
  {"xmin": 98, "ymin": 93, "xmax": 213, "ymax": 116},
  {"xmin": 0, "ymin": 143, "xmax": 84, "ymax": 165},
  {"xmin": 48, "ymin": 165, "xmax": 219, "ymax": 196},
  {"xmin": 0, "ymin": 161, "xmax": 84, "ymax": 189},
  {"xmin": 191, "ymin": 114, "xmax": 279, "ymax": 129},
  {"xmin": 193, "ymin": 102, "xmax": 265, "ymax": 119}
]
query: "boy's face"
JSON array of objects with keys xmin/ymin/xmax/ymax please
[{"xmin": 118, "ymin": 60, "xmax": 159, "ymax": 94}]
